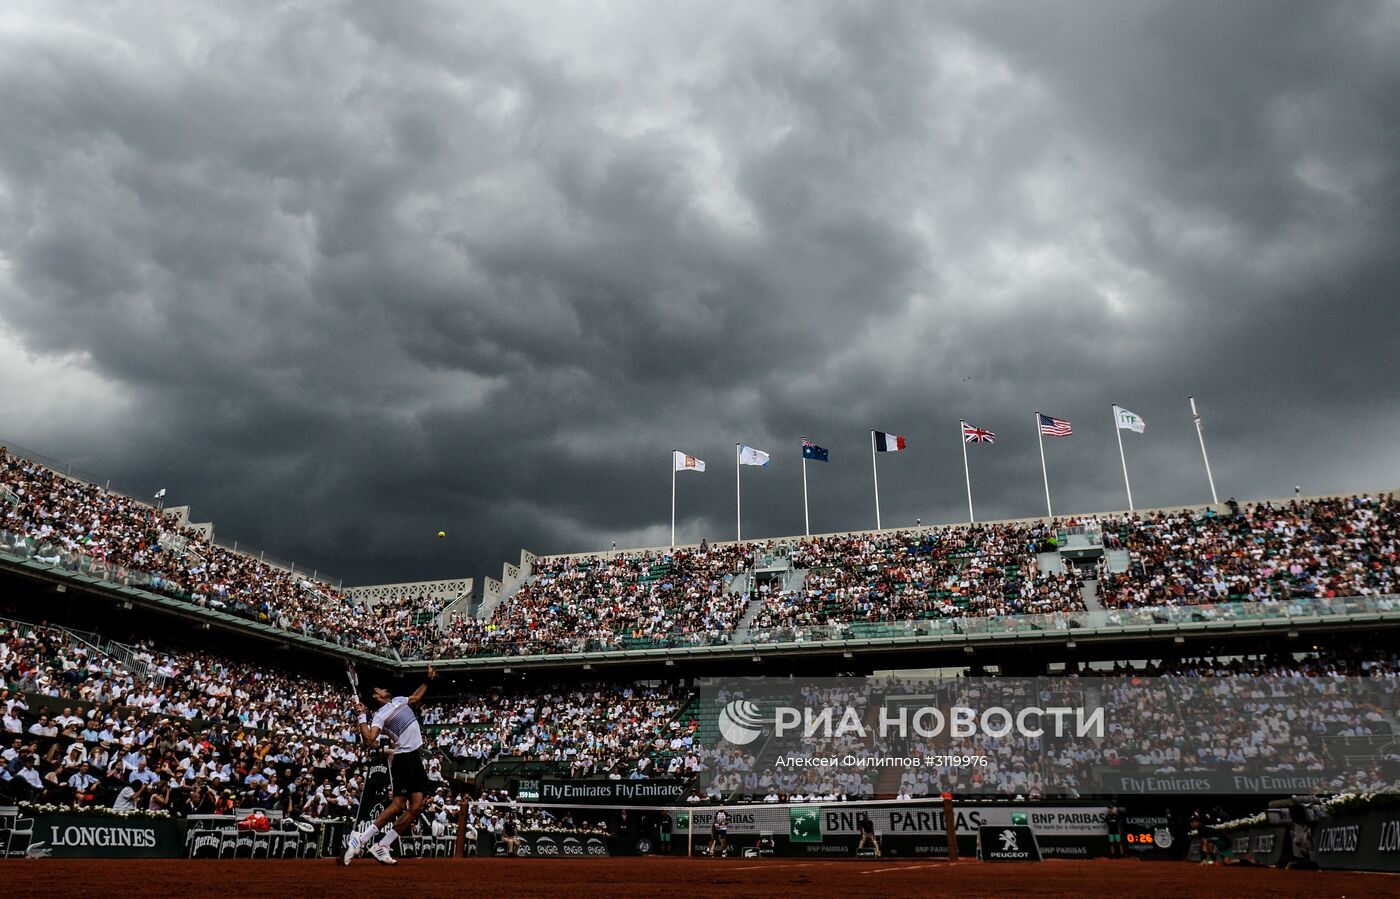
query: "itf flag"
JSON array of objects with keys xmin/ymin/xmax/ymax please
[
  {"xmin": 1113, "ymin": 405, "xmax": 1146, "ymax": 433},
  {"xmin": 673, "ymin": 451, "xmax": 706, "ymax": 472},
  {"xmin": 801, "ymin": 437, "xmax": 829, "ymax": 462},
  {"xmin": 873, "ymin": 431, "xmax": 907, "ymax": 452},
  {"xmin": 738, "ymin": 444, "xmax": 770, "ymax": 467}
]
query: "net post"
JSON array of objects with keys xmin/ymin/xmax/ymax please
[{"xmin": 943, "ymin": 792, "xmax": 958, "ymax": 862}]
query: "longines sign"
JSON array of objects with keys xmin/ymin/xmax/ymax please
[
  {"xmin": 1314, "ymin": 809, "xmax": 1400, "ymax": 871},
  {"xmin": 26, "ymin": 815, "xmax": 182, "ymax": 858}
]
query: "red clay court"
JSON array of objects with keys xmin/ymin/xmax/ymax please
[{"xmin": 4, "ymin": 857, "xmax": 1398, "ymax": 898}]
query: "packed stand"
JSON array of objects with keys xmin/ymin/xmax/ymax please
[
  {"xmin": 749, "ymin": 525, "xmax": 1084, "ymax": 637},
  {"xmin": 2, "ymin": 620, "xmax": 697, "ymax": 816},
  {"xmin": 705, "ymin": 682, "xmax": 880, "ymax": 802},
  {"xmin": 693, "ymin": 649, "xmax": 1400, "ymax": 803},
  {"xmin": 1008, "ymin": 649, "xmax": 1400, "ymax": 800},
  {"xmin": 6, "ymin": 446, "xmax": 1400, "ymax": 661},
  {"xmin": 421, "ymin": 683, "xmax": 694, "ymax": 779},
  {"xmin": 460, "ymin": 789, "xmax": 612, "ymax": 841},
  {"xmin": 0, "ymin": 619, "xmax": 401, "ymax": 816},
  {"xmin": 0, "ymin": 448, "xmax": 443, "ymax": 657},
  {"xmin": 432, "ymin": 546, "xmax": 753, "ymax": 656},
  {"xmin": 1098, "ymin": 494, "xmax": 1400, "ymax": 609}
]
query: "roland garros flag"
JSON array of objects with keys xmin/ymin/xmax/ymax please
[
  {"xmin": 673, "ymin": 451, "xmax": 706, "ymax": 472},
  {"xmin": 872, "ymin": 431, "xmax": 907, "ymax": 452},
  {"xmin": 671, "ymin": 450, "xmax": 705, "ymax": 546}
]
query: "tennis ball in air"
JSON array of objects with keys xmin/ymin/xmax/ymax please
[{"xmin": 437, "ymin": 531, "xmax": 446, "ymax": 539}]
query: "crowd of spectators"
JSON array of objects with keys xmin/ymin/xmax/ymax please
[
  {"xmin": 0, "ymin": 448, "xmax": 459, "ymax": 658},
  {"xmin": 458, "ymin": 789, "xmax": 613, "ymax": 843},
  {"xmin": 7, "ymin": 602, "xmax": 1400, "ymax": 820},
  {"xmin": 707, "ymin": 682, "xmax": 880, "ymax": 802},
  {"xmin": 1083, "ymin": 651, "xmax": 1399, "ymax": 776},
  {"xmin": 5, "ymin": 448, "xmax": 1400, "ymax": 662},
  {"xmin": 1098, "ymin": 494, "xmax": 1399, "ymax": 609},
  {"xmin": 349, "ymin": 592, "xmax": 450, "ymax": 658},
  {"xmin": 0, "ymin": 618, "xmax": 379, "ymax": 816},
  {"xmin": 431, "ymin": 546, "xmax": 753, "ymax": 656},
  {"xmin": 750, "ymin": 527, "xmax": 1084, "ymax": 636},
  {"xmin": 926, "ymin": 651, "xmax": 1400, "ymax": 798},
  {"xmin": 420, "ymin": 684, "xmax": 695, "ymax": 778},
  {"xmin": 693, "ymin": 650, "xmax": 1400, "ymax": 803},
  {"xmin": 1, "ymin": 617, "xmax": 696, "ymax": 818}
]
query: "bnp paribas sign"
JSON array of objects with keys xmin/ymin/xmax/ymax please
[{"xmin": 789, "ymin": 806, "xmax": 822, "ymax": 843}]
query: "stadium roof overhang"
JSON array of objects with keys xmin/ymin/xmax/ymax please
[
  {"xmin": 0, "ymin": 553, "xmax": 393, "ymax": 669},
  {"xmin": 410, "ymin": 609, "xmax": 1400, "ymax": 676}
]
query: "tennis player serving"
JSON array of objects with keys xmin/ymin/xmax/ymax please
[{"xmin": 342, "ymin": 665, "xmax": 437, "ymax": 866}]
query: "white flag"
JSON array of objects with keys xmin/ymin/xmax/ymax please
[
  {"xmin": 1113, "ymin": 406, "xmax": 1146, "ymax": 433},
  {"xmin": 154, "ymin": 488, "xmax": 167, "ymax": 499},
  {"xmin": 674, "ymin": 451, "xmax": 706, "ymax": 472},
  {"xmin": 737, "ymin": 444, "xmax": 770, "ymax": 467}
]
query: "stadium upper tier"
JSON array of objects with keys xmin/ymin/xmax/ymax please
[
  {"xmin": 2, "ymin": 448, "xmax": 1398, "ymax": 661},
  {"xmin": 351, "ymin": 492, "xmax": 1400, "ymax": 658},
  {"xmin": 0, "ymin": 447, "xmax": 441, "ymax": 657}
]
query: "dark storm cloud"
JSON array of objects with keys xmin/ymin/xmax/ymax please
[{"xmin": 1, "ymin": 1, "xmax": 1397, "ymax": 586}]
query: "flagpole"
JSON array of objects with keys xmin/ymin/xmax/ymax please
[
  {"xmin": 735, "ymin": 444, "xmax": 742, "ymax": 543},
  {"xmin": 671, "ymin": 451, "xmax": 677, "ymax": 547},
  {"xmin": 960, "ymin": 420, "xmax": 975, "ymax": 523},
  {"xmin": 870, "ymin": 430, "xmax": 882, "ymax": 531},
  {"xmin": 1113, "ymin": 405, "xmax": 1134, "ymax": 512},
  {"xmin": 1189, "ymin": 395, "xmax": 1219, "ymax": 505},
  {"xmin": 802, "ymin": 447, "xmax": 810, "ymax": 537},
  {"xmin": 1036, "ymin": 411, "xmax": 1053, "ymax": 519}
]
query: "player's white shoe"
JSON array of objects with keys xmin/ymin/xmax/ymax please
[
  {"xmin": 369, "ymin": 843, "xmax": 397, "ymax": 865},
  {"xmin": 341, "ymin": 831, "xmax": 366, "ymax": 865}
]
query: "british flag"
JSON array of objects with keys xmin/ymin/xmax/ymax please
[
  {"xmin": 962, "ymin": 422, "xmax": 995, "ymax": 444},
  {"xmin": 1038, "ymin": 414, "xmax": 1073, "ymax": 437}
]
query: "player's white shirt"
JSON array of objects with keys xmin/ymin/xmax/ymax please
[{"xmin": 371, "ymin": 696, "xmax": 423, "ymax": 753}]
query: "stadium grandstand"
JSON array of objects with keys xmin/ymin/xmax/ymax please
[
  {"xmin": 6, "ymin": 446, "xmax": 1398, "ymax": 667},
  {"xmin": 3, "ymin": 444, "xmax": 1400, "ymax": 879}
]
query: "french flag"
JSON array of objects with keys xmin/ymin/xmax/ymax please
[{"xmin": 873, "ymin": 431, "xmax": 907, "ymax": 452}]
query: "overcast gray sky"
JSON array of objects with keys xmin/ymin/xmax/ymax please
[{"xmin": 1, "ymin": 1, "xmax": 1397, "ymax": 586}]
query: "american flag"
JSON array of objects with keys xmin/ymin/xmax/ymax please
[
  {"xmin": 961, "ymin": 423, "xmax": 995, "ymax": 444},
  {"xmin": 1038, "ymin": 414, "xmax": 1072, "ymax": 437}
]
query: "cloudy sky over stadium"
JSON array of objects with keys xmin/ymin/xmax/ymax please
[{"xmin": 1, "ymin": 1, "xmax": 1397, "ymax": 585}]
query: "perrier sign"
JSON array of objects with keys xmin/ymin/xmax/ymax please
[{"xmin": 789, "ymin": 806, "xmax": 821, "ymax": 843}]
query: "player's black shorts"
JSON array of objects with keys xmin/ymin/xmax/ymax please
[{"xmin": 389, "ymin": 750, "xmax": 432, "ymax": 798}]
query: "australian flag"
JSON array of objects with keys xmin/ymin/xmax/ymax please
[{"xmin": 801, "ymin": 437, "xmax": 829, "ymax": 462}]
